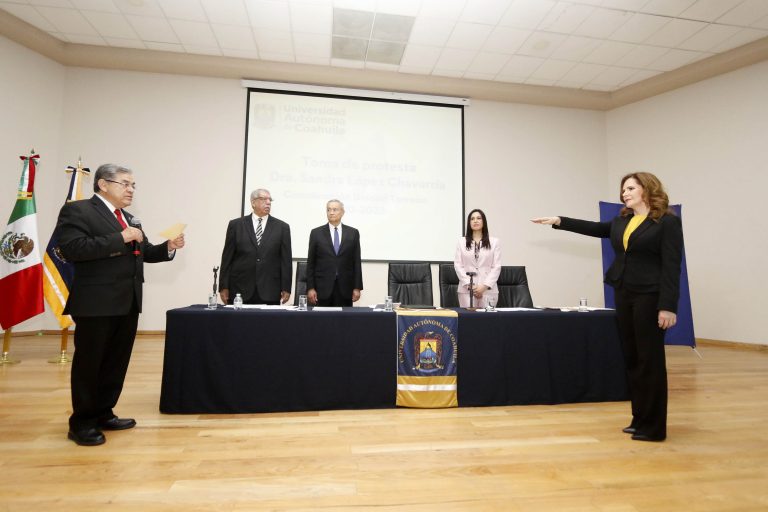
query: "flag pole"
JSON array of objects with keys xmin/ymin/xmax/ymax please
[
  {"xmin": 1, "ymin": 328, "xmax": 21, "ymax": 365},
  {"xmin": 44, "ymin": 157, "xmax": 89, "ymax": 364},
  {"xmin": 48, "ymin": 328, "xmax": 72, "ymax": 364},
  {"xmin": 0, "ymin": 149, "xmax": 44, "ymax": 351}
]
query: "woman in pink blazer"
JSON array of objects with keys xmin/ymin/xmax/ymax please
[{"xmin": 454, "ymin": 209, "xmax": 502, "ymax": 308}]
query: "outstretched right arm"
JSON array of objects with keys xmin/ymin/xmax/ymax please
[{"xmin": 530, "ymin": 217, "xmax": 561, "ymax": 226}]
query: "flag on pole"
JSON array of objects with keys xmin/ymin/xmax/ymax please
[
  {"xmin": 0, "ymin": 151, "xmax": 44, "ymax": 329},
  {"xmin": 42, "ymin": 159, "xmax": 90, "ymax": 329}
]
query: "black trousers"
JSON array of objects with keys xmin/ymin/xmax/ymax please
[
  {"xmin": 614, "ymin": 288, "xmax": 668, "ymax": 439},
  {"xmin": 317, "ymin": 279, "xmax": 352, "ymax": 307},
  {"xmin": 70, "ymin": 308, "xmax": 139, "ymax": 431},
  {"xmin": 240, "ymin": 285, "xmax": 279, "ymax": 306}
]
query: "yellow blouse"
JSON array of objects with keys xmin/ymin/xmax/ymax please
[{"xmin": 623, "ymin": 215, "xmax": 647, "ymax": 250}]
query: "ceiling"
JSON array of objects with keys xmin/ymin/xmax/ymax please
[{"xmin": 1, "ymin": 0, "xmax": 768, "ymax": 105}]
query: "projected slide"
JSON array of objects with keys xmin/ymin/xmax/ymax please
[{"xmin": 244, "ymin": 89, "xmax": 464, "ymax": 261}]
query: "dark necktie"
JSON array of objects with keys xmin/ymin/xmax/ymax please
[
  {"xmin": 255, "ymin": 217, "xmax": 263, "ymax": 245},
  {"xmin": 114, "ymin": 209, "xmax": 127, "ymax": 229},
  {"xmin": 333, "ymin": 226, "xmax": 340, "ymax": 255}
]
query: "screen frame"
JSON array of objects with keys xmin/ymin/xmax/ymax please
[{"xmin": 242, "ymin": 86, "xmax": 466, "ymax": 263}]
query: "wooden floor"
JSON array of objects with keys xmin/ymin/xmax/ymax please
[{"xmin": 1, "ymin": 335, "xmax": 767, "ymax": 512}]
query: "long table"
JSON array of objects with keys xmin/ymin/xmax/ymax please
[{"xmin": 160, "ymin": 306, "xmax": 628, "ymax": 414}]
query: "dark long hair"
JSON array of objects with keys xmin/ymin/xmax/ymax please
[
  {"xmin": 619, "ymin": 172, "xmax": 675, "ymax": 221},
  {"xmin": 464, "ymin": 209, "xmax": 490, "ymax": 250}
]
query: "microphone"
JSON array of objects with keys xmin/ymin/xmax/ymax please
[
  {"xmin": 466, "ymin": 272, "xmax": 476, "ymax": 277},
  {"xmin": 129, "ymin": 217, "xmax": 142, "ymax": 256}
]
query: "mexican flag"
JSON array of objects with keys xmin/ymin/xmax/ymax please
[{"xmin": 0, "ymin": 152, "xmax": 44, "ymax": 329}]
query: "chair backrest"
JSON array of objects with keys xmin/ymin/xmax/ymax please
[
  {"xmin": 293, "ymin": 260, "xmax": 307, "ymax": 306},
  {"xmin": 496, "ymin": 266, "xmax": 534, "ymax": 308},
  {"xmin": 438, "ymin": 263, "xmax": 460, "ymax": 308},
  {"xmin": 388, "ymin": 262, "xmax": 433, "ymax": 306}
]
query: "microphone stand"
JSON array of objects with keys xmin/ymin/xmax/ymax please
[
  {"xmin": 466, "ymin": 272, "xmax": 476, "ymax": 309},
  {"xmin": 212, "ymin": 266, "xmax": 219, "ymax": 296}
]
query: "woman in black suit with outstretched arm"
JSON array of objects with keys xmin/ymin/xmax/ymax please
[{"xmin": 532, "ymin": 172, "xmax": 684, "ymax": 442}]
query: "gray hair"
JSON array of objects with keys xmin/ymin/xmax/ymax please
[
  {"xmin": 250, "ymin": 188, "xmax": 271, "ymax": 201},
  {"xmin": 327, "ymin": 199, "xmax": 345, "ymax": 210},
  {"xmin": 93, "ymin": 164, "xmax": 132, "ymax": 192}
]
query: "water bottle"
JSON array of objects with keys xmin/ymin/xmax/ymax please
[{"xmin": 233, "ymin": 293, "xmax": 243, "ymax": 310}]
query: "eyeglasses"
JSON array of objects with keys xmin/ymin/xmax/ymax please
[
  {"xmin": 104, "ymin": 179, "xmax": 136, "ymax": 190},
  {"xmin": 254, "ymin": 196, "xmax": 273, "ymax": 202}
]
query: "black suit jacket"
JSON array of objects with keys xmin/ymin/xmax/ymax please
[
  {"xmin": 56, "ymin": 196, "xmax": 173, "ymax": 317},
  {"xmin": 306, "ymin": 223, "xmax": 363, "ymax": 300},
  {"xmin": 219, "ymin": 214, "xmax": 292, "ymax": 302},
  {"xmin": 555, "ymin": 213, "xmax": 683, "ymax": 312}
]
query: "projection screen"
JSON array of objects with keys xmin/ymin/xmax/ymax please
[{"xmin": 243, "ymin": 87, "xmax": 465, "ymax": 262}]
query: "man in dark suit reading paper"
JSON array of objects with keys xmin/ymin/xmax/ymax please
[
  {"xmin": 219, "ymin": 188, "xmax": 292, "ymax": 305},
  {"xmin": 56, "ymin": 164, "xmax": 185, "ymax": 446},
  {"xmin": 306, "ymin": 199, "xmax": 363, "ymax": 307}
]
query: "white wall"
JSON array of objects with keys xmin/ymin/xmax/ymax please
[
  {"xmin": 464, "ymin": 100, "xmax": 607, "ymax": 308},
  {"xmin": 2, "ymin": 33, "xmax": 765, "ymax": 346},
  {"xmin": 58, "ymin": 67, "xmax": 246, "ymax": 329},
  {"xmin": 55, "ymin": 77, "xmax": 607, "ymax": 326},
  {"xmin": 1, "ymin": 35, "xmax": 608, "ymax": 334},
  {"xmin": 0, "ymin": 35, "xmax": 64, "ymax": 333},
  {"xmin": 607, "ymin": 61, "xmax": 768, "ymax": 346}
]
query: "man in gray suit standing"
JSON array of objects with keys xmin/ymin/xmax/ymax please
[{"xmin": 219, "ymin": 188, "xmax": 292, "ymax": 305}]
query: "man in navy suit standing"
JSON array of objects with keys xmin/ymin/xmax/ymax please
[
  {"xmin": 219, "ymin": 188, "xmax": 292, "ymax": 305},
  {"xmin": 56, "ymin": 164, "xmax": 185, "ymax": 446},
  {"xmin": 306, "ymin": 199, "xmax": 363, "ymax": 307}
]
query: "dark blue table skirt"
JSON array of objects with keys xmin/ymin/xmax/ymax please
[{"xmin": 160, "ymin": 306, "xmax": 628, "ymax": 414}]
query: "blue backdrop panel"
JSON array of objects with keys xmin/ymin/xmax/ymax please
[{"xmin": 598, "ymin": 201, "xmax": 695, "ymax": 347}]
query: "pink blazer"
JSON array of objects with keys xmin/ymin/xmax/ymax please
[{"xmin": 453, "ymin": 236, "xmax": 502, "ymax": 308}]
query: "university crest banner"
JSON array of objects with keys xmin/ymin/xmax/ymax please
[
  {"xmin": 42, "ymin": 161, "xmax": 90, "ymax": 329},
  {"xmin": 396, "ymin": 309, "xmax": 458, "ymax": 408}
]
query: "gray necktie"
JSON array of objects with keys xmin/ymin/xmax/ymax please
[{"xmin": 255, "ymin": 217, "xmax": 263, "ymax": 245}]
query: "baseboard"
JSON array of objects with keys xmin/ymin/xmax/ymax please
[
  {"xmin": 696, "ymin": 338, "xmax": 768, "ymax": 351},
  {"xmin": 2, "ymin": 329, "xmax": 165, "ymax": 337}
]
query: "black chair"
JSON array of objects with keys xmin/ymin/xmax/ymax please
[
  {"xmin": 388, "ymin": 262, "xmax": 433, "ymax": 306},
  {"xmin": 438, "ymin": 263, "xmax": 459, "ymax": 308},
  {"xmin": 496, "ymin": 266, "xmax": 534, "ymax": 308},
  {"xmin": 293, "ymin": 260, "xmax": 307, "ymax": 306}
]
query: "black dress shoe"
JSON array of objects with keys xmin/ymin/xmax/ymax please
[
  {"xmin": 68, "ymin": 428, "xmax": 106, "ymax": 446},
  {"xmin": 99, "ymin": 417, "xmax": 136, "ymax": 430},
  {"xmin": 622, "ymin": 426, "xmax": 637, "ymax": 434},
  {"xmin": 631, "ymin": 433, "xmax": 665, "ymax": 442}
]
